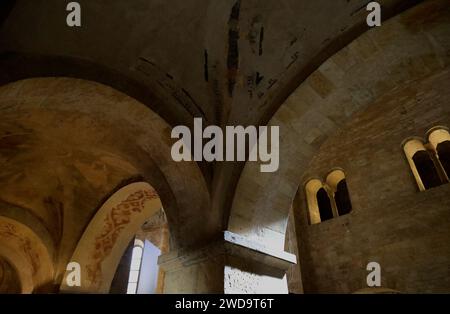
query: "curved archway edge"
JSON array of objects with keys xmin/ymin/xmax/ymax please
[{"xmin": 60, "ymin": 182, "xmax": 163, "ymax": 293}]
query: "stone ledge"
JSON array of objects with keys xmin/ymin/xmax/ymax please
[{"xmin": 159, "ymin": 231, "xmax": 297, "ymax": 272}]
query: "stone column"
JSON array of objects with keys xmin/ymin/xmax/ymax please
[{"xmin": 158, "ymin": 231, "xmax": 296, "ymax": 294}]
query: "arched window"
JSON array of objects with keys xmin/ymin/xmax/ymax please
[
  {"xmin": 326, "ymin": 169, "xmax": 352, "ymax": 217},
  {"xmin": 428, "ymin": 128, "xmax": 450, "ymax": 181},
  {"xmin": 403, "ymin": 138, "xmax": 443, "ymax": 191},
  {"xmin": 306, "ymin": 176, "xmax": 348, "ymax": 225},
  {"xmin": 437, "ymin": 141, "xmax": 450, "ymax": 176},
  {"xmin": 305, "ymin": 170, "xmax": 353, "ymax": 225},
  {"xmin": 305, "ymin": 179, "xmax": 328, "ymax": 225},
  {"xmin": 127, "ymin": 238, "xmax": 144, "ymax": 294},
  {"xmin": 412, "ymin": 150, "xmax": 442, "ymax": 189},
  {"xmin": 335, "ymin": 179, "xmax": 352, "ymax": 216},
  {"xmin": 316, "ymin": 188, "xmax": 333, "ymax": 222}
]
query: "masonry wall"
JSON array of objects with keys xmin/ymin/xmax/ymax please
[
  {"xmin": 294, "ymin": 69, "xmax": 450, "ymax": 293},
  {"xmin": 285, "ymin": 208, "xmax": 303, "ymax": 294}
]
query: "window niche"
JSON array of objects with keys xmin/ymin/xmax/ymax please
[
  {"xmin": 305, "ymin": 169, "xmax": 353, "ymax": 225},
  {"xmin": 326, "ymin": 170, "xmax": 353, "ymax": 216},
  {"xmin": 428, "ymin": 127, "xmax": 450, "ymax": 181},
  {"xmin": 403, "ymin": 127, "xmax": 450, "ymax": 191},
  {"xmin": 317, "ymin": 187, "xmax": 334, "ymax": 222},
  {"xmin": 305, "ymin": 179, "xmax": 328, "ymax": 225}
]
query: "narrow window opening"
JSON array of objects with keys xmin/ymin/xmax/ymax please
[
  {"xmin": 412, "ymin": 150, "xmax": 442, "ymax": 189},
  {"xmin": 316, "ymin": 188, "xmax": 333, "ymax": 222},
  {"xmin": 335, "ymin": 179, "xmax": 352, "ymax": 216},
  {"xmin": 437, "ymin": 140, "xmax": 450, "ymax": 178},
  {"xmin": 126, "ymin": 238, "xmax": 144, "ymax": 294}
]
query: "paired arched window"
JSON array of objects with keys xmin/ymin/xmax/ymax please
[
  {"xmin": 305, "ymin": 170, "xmax": 353, "ymax": 225},
  {"xmin": 403, "ymin": 127, "xmax": 450, "ymax": 191}
]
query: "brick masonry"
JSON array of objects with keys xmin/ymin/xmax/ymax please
[{"xmin": 294, "ymin": 70, "xmax": 450, "ymax": 293}]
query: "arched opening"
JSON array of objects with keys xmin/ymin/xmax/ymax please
[
  {"xmin": 428, "ymin": 128, "xmax": 450, "ymax": 181},
  {"xmin": 0, "ymin": 216, "xmax": 54, "ymax": 293},
  {"xmin": 110, "ymin": 208, "xmax": 170, "ymax": 294},
  {"xmin": 412, "ymin": 151, "xmax": 442, "ymax": 189},
  {"xmin": 325, "ymin": 169, "xmax": 352, "ymax": 217},
  {"xmin": 60, "ymin": 182, "xmax": 167, "ymax": 294},
  {"xmin": 0, "ymin": 256, "xmax": 22, "ymax": 294},
  {"xmin": 316, "ymin": 188, "xmax": 333, "ymax": 222},
  {"xmin": 437, "ymin": 141, "xmax": 450, "ymax": 177},
  {"xmin": 305, "ymin": 179, "xmax": 324, "ymax": 225},
  {"xmin": 305, "ymin": 178, "xmax": 338, "ymax": 224},
  {"xmin": 126, "ymin": 239, "xmax": 144, "ymax": 294},
  {"xmin": 0, "ymin": 77, "xmax": 213, "ymax": 294},
  {"xmin": 335, "ymin": 179, "xmax": 352, "ymax": 216},
  {"xmin": 403, "ymin": 139, "xmax": 443, "ymax": 191}
]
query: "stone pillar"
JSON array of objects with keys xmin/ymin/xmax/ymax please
[{"xmin": 159, "ymin": 231, "xmax": 296, "ymax": 294}]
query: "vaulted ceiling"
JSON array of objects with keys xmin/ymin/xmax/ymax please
[
  {"xmin": 1, "ymin": 0, "xmax": 420, "ymax": 126},
  {"xmin": 0, "ymin": 0, "xmax": 422, "ymax": 250}
]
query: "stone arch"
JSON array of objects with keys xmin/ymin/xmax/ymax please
[
  {"xmin": 0, "ymin": 216, "xmax": 54, "ymax": 293},
  {"xmin": 325, "ymin": 169, "xmax": 345, "ymax": 192},
  {"xmin": 0, "ymin": 76, "xmax": 215, "ymax": 294},
  {"xmin": 0, "ymin": 76, "xmax": 212, "ymax": 251},
  {"xmin": 427, "ymin": 126, "xmax": 450, "ymax": 148},
  {"xmin": 304, "ymin": 179, "xmax": 326, "ymax": 225},
  {"xmin": 0, "ymin": 201, "xmax": 55, "ymax": 261},
  {"xmin": 0, "ymin": 52, "xmax": 195, "ymax": 130},
  {"xmin": 0, "ymin": 256, "xmax": 22, "ymax": 293},
  {"xmin": 228, "ymin": 0, "xmax": 450, "ymax": 251},
  {"xmin": 0, "ymin": 245, "xmax": 33, "ymax": 293},
  {"xmin": 60, "ymin": 182, "xmax": 163, "ymax": 293}
]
